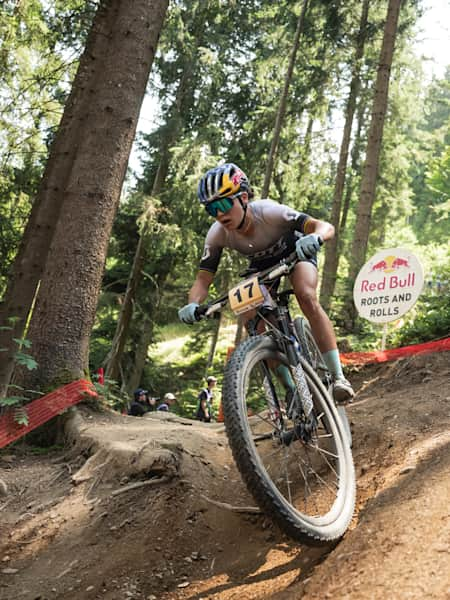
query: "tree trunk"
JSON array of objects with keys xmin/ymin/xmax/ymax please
[
  {"xmin": 126, "ymin": 317, "xmax": 154, "ymax": 395},
  {"xmin": 104, "ymin": 227, "xmax": 149, "ymax": 383},
  {"xmin": 104, "ymin": 55, "xmax": 195, "ymax": 384},
  {"xmin": 261, "ymin": 0, "xmax": 309, "ymax": 198},
  {"xmin": 125, "ymin": 263, "xmax": 172, "ymax": 395},
  {"xmin": 206, "ymin": 313, "xmax": 222, "ymax": 369},
  {"xmin": 0, "ymin": 6, "xmax": 104, "ymax": 396},
  {"xmin": 339, "ymin": 91, "xmax": 367, "ymax": 236},
  {"xmin": 16, "ymin": 0, "xmax": 168, "ymax": 391},
  {"xmin": 346, "ymin": 0, "xmax": 402, "ymax": 320},
  {"xmin": 319, "ymin": 0, "xmax": 370, "ymax": 311},
  {"xmin": 297, "ymin": 116, "xmax": 313, "ymax": 190},
  {"xmin": 151, "ymin": 56, "xmax": 195, "ymax": 193}
]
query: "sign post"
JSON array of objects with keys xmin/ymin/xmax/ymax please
[{"xmin": 353, "ymin": 248, "xmax": 424, "ymax": 348}]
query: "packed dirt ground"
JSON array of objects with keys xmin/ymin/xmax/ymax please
[{"xmin": 1, "ymin": 350, "xmax": 449, "ymax": 600}]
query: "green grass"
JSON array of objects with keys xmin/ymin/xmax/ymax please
[
  {"xmin": 146, "ymin": 320, "xmax": 239, "ymax": 418},
  {"xmin": 152, "ymin": 320, "xmax": 238, "ymax": 366}
]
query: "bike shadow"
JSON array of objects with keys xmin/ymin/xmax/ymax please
[{"xmin": 181, "ymin": 532, "xmax": 337, "ymax": 600}]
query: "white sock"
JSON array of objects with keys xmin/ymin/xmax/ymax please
[{"xmin": 322, "ymin": 349, "xmax": 344, "ymax": 379}]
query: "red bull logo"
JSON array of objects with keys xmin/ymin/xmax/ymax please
[
  {"xmin": 370, "ymin": 255, "xmax": 410, "ymax": 273},
  {"xmin": 354, "ymin": 247, "xmax": 423, "ymax": 324},
  {"xmin": 392, "ymin": 257, "xmax": 409, "ymax": 269},
  {"xmin": 231, "ymin": 169, "xmax": 243, "ymax": 186},
  {"xmin": 371, "ymin": 259, "xmax": 387, "ymax": 272}
]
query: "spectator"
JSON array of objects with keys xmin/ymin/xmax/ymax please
[
  {"xmin": 157, "ymin": 392, "xmax": 176, "ymax": 412},
  {"xmin": 128, "ymin": 388, "xmax": 150, "ymax": 417},
  {"xmin": 146, "ymin": 394, "xmax": 157, "ymax": 411},
  {"xmin": 195, "ymin": 376, "xmax": 217, "ymax": 423}
]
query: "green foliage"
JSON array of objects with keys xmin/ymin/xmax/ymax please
[
  {"xmin": 91, "ymin": 376, "xmax": 129, "ymax": 413},
  {"xmin": 143, "ymin": 320, "xmax": 234, "ymax": 419},
  {"xmin": 388, "ymin": 256, "xmax": 450, "ymax": 347},
  {"xmin": 389, "ymin": 293, "xmax": 450, "ymax": 347},
  {"xmin": 409, "ymin": 68, "xmax": 450, "ymax": 244},
  {"xmin": 13, "ymin": 338, "xmax": 38, "ymax": 370},
  {"xmin": 3, "ymin": 0, "xmax": 448, "ymax": 399},
  {"xmin": 425, "ymin": 145, "xmax": 450, "ymax": 225},
  {"xmin": 0, "ymin": 0, "xmax": 96, "ymax": 294},
  {"xmin": 0, "ymin": 383, "xmax": 42, "ymax": 426},
  {"xmin": 0, "ymin": 325, "xmax": 41, "ymax": 425}
]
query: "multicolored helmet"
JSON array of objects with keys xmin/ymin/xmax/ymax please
[{"xmin": 197, "ymin": 163, "xmax": 251, "ymax": 205}]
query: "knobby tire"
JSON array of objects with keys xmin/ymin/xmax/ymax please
[{"xmin": 223, "ymin": 335, "xmax": 355, "ymax": 544}]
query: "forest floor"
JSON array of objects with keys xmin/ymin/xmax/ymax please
[{"xmin": 0, "ymin": 351, "xmax": 450, "ymax": 600}]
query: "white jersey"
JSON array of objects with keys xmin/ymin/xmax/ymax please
[{"xmin": 199, "ymin": 199, "xmax": 312, "ymax": 273}]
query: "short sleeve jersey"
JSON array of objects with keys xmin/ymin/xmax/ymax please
[{"xmin": 199, "ymin": 199, "xmax": 312, "ymax": 273}]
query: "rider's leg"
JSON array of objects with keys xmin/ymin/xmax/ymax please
[{"xmin": 290, "ymin": 262, "xmax": 354, "ymax": 402}]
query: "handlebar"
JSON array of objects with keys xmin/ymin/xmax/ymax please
[{"xmin": 194, "ymin": 251, "xmax": 300, "ymax": 321}]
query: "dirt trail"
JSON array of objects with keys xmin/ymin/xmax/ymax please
[{"xmin": 0, "ymin": 351, "xmax": 449, "ymax": 600}]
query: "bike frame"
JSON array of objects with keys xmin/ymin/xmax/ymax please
[{"xmin": 199, "ymin": 252, "xmax": 316, "ymax": 428}]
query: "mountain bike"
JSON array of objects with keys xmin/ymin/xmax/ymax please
[
  {"xmin": 294, "ymin": 316, "xmax": 352, "ymax": 446},
  {"xmin": 196, "ymin": 253, "xmax": 355, "ymax": 545}
]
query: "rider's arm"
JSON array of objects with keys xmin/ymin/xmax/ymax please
[
  {"xmin": 190, "ymin": 230, "xmax": 224, "ymax": 303},
  {"xmin": 303, "ymin": 217, "xmax": 335, "ymax": 242},
  {"xmin": 261, "ymin": 202, "xmax": 334, "ymax": 243},
  {"xmin": 188, "ymin": 270, "xmax": 215, "ymax": 304}
]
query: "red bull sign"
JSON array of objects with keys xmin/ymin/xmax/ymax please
[{"xmin": 353, "ymin": 248, "xmax": 424, "ymax": 323}]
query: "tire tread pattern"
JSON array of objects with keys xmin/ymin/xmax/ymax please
[{"xmin": 223, "ymin": 335, "xmax": 355, "ymax": 544}]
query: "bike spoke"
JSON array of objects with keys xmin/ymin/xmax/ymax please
[
  {"xmin": 224, "ymin": 334, "xmax": 354, "ymax": 540},
  {"xmin": 296, "ymin": 454, "xmax": 315, "ymax": 513},
  {"xmin": 302, "ymin": 446, "xmax": 339, "ymax": 493},
  {"xmin": 307, "ymin": 443, "xmax": 339, "ymax": 460}
]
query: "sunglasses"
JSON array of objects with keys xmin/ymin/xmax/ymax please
[{"xmin": 205, "ymin": 197, "xmax": 234, "ymax": 217}]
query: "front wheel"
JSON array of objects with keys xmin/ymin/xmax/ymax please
[{"xmin": 223, "ymin": 335, "xmax": 355, "ymax": 544}]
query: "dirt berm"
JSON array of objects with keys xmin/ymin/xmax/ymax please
[{"xmin": 0, "ymin": 351, "xmax": 449, "ymax": 600}]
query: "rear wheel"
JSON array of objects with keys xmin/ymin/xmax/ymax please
[
  {"xmin": 223, "ymin": 335, "xmax": 355, "ymax": 544},
  {"xmin": 294, "ymin": 317, "xmax": 352, "ymax": 446},
  {"xmin": 294, "ymin": 316, "xmax": 330, "ymax": 380}
]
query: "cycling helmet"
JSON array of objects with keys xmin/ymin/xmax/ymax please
[{"xmin": 197, "ymin": 163, "xmax": 251, "ymax": 205}]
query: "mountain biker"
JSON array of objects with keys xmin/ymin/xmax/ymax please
[{"xmin": 178, "ymin": 163, "xmax": 354, "ymax": 403}]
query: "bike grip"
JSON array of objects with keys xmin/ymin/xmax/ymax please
[{"xmin": 194, "ymin": 305, "xmax": 207, "ymax": 321}]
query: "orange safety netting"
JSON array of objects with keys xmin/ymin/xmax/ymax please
[
  {"xmin": 216, "ymin": 338, "xmax": 450, "ymax": 419},
  {"xmin": 340, "ymin": 337, "xmax": 450, "ymax": 366},
  {"xmin": 0, "ymin": 379, "xmax": 97, "ymax": 449}
]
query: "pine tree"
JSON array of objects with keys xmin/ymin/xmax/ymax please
[{"xmin": 8, "ymin": 0, "xmax": 169, "ymax": 392}]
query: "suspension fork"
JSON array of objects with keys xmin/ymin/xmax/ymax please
[{"xmin": 260, "ymin": 361, "xmax": 283, "ymax": 423}]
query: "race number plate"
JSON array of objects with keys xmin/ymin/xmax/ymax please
[{"xmin": 228, "ymin": 276, "xmax": 265, "ymax": 315}]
